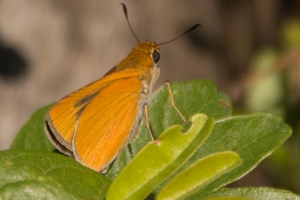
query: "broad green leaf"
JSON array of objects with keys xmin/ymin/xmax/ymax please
[
  {"xmin": 0, "ymin": 175, "xmax": 80, "ymax": 200},
  {"xmin": 202, "ymin": 187, "xmax": 300, "ymax": 200},
  {"xmin": 185, "ymin": 113, "xmax": 292, "ymax": 199},
  {"xmin": 146, "ymin": 80, "xmax": 232, "ymax": 137},
  {"xmin": 106, "ymin": 114, "xmax": 214, "ymax": 200},
  {"xmin": 157, "ymin": 151, "xmax": 242, "ymax": 200},
  {"xmin": 0, "ymin": 150, "xmax": 111, "ymax": 200},
  {"xmin": 10, "ymin": 105, "xmax": 55, "ymax": 151},
  {"xmin": 106, "ymin": 80, "xmax": 232, "ymax": 179}
]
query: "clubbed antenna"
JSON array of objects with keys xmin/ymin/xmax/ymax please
[
  {"xmin": 157, "ymin": 24, "xmax": 202, "ymax": 46},
  {"xmin": 121, "ymin": 3, "xmax": 139, "ymax": 43}
]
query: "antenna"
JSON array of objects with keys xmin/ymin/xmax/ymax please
[
  {"xmin": 121, "ymin": 3, "xmax": 201, "ymax": 45},
  {"xmin": 121, "ymin": 3, "xmax": 139, "ymax": 43},
  {"xmin": 157, "ymin": 24, "xmax": 202, "ymax": 46}
]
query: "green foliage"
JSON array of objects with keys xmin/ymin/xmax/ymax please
[
  {"xmin": 10, "ymin": 104, "xmax": 55, "ymax": 151},
  {"xmin": 157, "ymin": 151, "xmax": 242, "ymax": 200},
  {"xmin": 204, "ymin": 188, "xmax": 300, "ymax": 200},
  {"xmin": 0, "ymin": 151, "xmax": 110, "ymax": 199},
  {"xmin": 0, "ymin": 80, "xmax": 296, "ymax": 199},
  {"xmin": 107, "ymin": 114, "xmax": 214, "ymax": 200}
]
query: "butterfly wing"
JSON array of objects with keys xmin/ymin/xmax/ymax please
[
  {"xmin": 72, "ymin": 76, "xmax": 143, "ymax": 171},
  {"xmin": 45, "ymin": 69, "xmax": 145, "ymax": 157}
]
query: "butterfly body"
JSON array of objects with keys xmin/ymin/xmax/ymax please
[{"xmin": 45, "ymin": 42, "xmax": 160, "ymax": 172}]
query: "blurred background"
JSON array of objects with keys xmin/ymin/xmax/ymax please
[{"xmin": 0, "ymin": 0, "xmax": 300, "ymax": 194}]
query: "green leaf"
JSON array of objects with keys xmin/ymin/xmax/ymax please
[
  {"xmin": 203, "ymin": 187, "xmax": 300, "ymax": 200},
  {"xmin": 186, "ymin": 113, "xmax": 292, "ymax": 199},
  {"xmin": 106, "ymin": 114, "xmax": 214, "ymax": 200},
  {"xmin": 0, "ymin": 150, "xmax": 111, "ymax": 200},
  {"xmin": 10, "ymin": 105, "xmax": 55, "ymax": 151},
  {"xmin": 157, "ymin": 151, "xmax": 242, "ymax": 200},
  {"xmin": 147, "ymin": 80, "xmax": 232, "ymax": 135},
  {"xmin": 106, "ymin": 80, "xmax": 232, "ymax": 179}
]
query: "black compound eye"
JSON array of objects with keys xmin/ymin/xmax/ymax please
[{"xmin": 152, "ymin": 50, "xmax": 160, "ymax": 63}]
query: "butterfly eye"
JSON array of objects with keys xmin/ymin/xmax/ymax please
[{"xmin": 152, "ymin": 50, "xmax": 160, "ymax": 63}]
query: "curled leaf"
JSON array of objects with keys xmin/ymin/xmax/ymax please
[{"xmin": 107, "ymin": 114, "xmax": 214, "ymax": 200}]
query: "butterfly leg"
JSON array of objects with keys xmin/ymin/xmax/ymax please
[
  {"xmin": 144, "ymin": 104, "xmax": 155, "ymax": 141},
  {"xmin": 165, "ymin": 82, "xmax": 188, "ymax": 124}
]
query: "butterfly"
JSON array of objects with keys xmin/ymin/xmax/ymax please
[{"xmin": 45, "ymin": 3, "xmax": 200, "ymax": 173}]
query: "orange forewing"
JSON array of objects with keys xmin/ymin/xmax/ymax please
[
  {"xmin": 46, "ymin": 69, "xmax": 146, "ymax": 150},
  {"xmin": 73, "ymin": 76, "xmax": 143, "ymax": 171},
  {"xmin": 45, "ymin": 42, "xmax": 160, "ymax": 173}
]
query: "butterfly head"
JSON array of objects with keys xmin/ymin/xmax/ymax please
[{"xmin": 135, "ymin": 42, "xmax": 160, "ymax": 64}]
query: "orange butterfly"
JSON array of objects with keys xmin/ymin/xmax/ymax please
[{"xmin": 45, "ymin": 4, "xmax": 199, "ymax": 173}]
